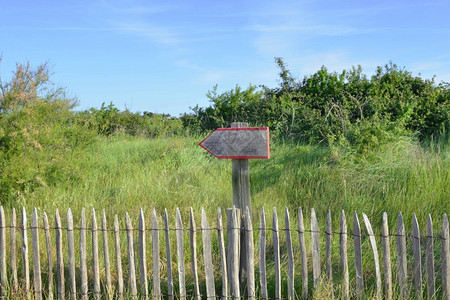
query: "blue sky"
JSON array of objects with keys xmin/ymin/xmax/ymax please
[{"xmin": 1, "ymin": 0, "xmax": 449, "ymax": 116}]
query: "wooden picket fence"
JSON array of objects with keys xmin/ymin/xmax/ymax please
[{"xmin": 0, "ymin": 206, "xmax": 449, "ymax": 299}]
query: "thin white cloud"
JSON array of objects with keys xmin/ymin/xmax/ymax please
[{"xmin": 248, "ymin": 24, "xmax": 357, "ymax": 36}]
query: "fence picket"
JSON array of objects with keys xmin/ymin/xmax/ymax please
[
  {"xmin": 284, "ymin": 208, "xmax": 294, "ymax": 300},
  {"xmin": 217, "ymin": 208, "xmax": 228, "ymax": 300},
  {"xmin": 382, "ymin": 212, "xmax": 392, "ymax": 300},
  {"xmin": 152, "ymin": 209, "xmax": 161, "ymax": 299},
  {"xmin": 362, "ymin": 213, "xmax": 381, "ymax": 299},
  {"xmin": 0, "ymin": 207, "xmax": 6, "ymax": 298},
  {"xmin": 273, "ymin": 208, "xmax": 281, "ymax": 299},
  {"xmin": 126, "ymin": 212, "xmax": 137, "ymax": 299},
  {"xmin": 11, "ymin": 208, "xmax": 18, "ymax": 294},
  {"xmin": 412, "ymin": 213, "xmax": 422, "ymax": 299},
  {"xmin": 175, "ymin": 208, "xmax": 186, "ymax": 300},
  {"xmin": 32, "ymin": 208, "xmax": 42, "ymax": 300},
  {"xmin": 114, "ymin": 215, "xmax": 124, "ymax": 299},
  {"xmin": 229, "ymin": 207, "xmax": 240, "ymax": 299},
  {"xmin": 102, "ymin": 210, "xmax": 112, "ymax": 299},
  {"xmin": 426, "ymin": 214, "xmax": 435, "ymax": 299},
  {"xmin": 201, "ymin": 208, "xmax": 216, "ymax": 299},
  {"xmin": 189, "ymin": 208, "xmax": 200, "ymax": 300},
  {"xmin": 22, "ymin": 207, "xmax": 30, "ymax": 298},
  {"xmin": 138, "ymin": 209, "xmax": 148, "ymax": 298},
  {"xmin": 245, "ymin": 206, "xmax": 255, "ymax": 299},
  {"xmin": 259, "ymin": 207, "xmax": 267, "ymax": 300},
  {"xmin": 340, "ymin": 210, "xmax": 349, "ymax": 300},
  {"xmin": 80, "ymin": 209, "xmax": 88, "ymax": 300},
  {"xmin": 326, "ymin": 211, "xmax": 333, "ymax": 286},
  {"xmin": 163, "ymin": 209, "xmax": 174, "ymax": 300},
  {"xmin": 92, "ymin": 209, "xmax": 100, "ymax": 299},
  {"xmin": 442, "ymin": 214, "xmax": 450, "ymax": 300},
  {"xmin": 298, "ymin": 207, "xmax": 308, "ymax": 299},
  {"xmin": 396, "ymin": 212, "xmax": 408, "ymax": 299},
  {"xmin": 43, "ymin": 212, "xmax": 54, "ymax": 300},
  {"xmin": 353, "ymin": 211, "xmax": 364, "ymax": 299},
  {"xmin": 55, "ymin": 209, "xmax": 64, "ymax": 300},
  {"xmin": 66, "ymin": 209, "xmax": 76, "ymax": 300},
  {"xmin": 311, "ymin": 208, "xmax": 321, "ymax": 290}
]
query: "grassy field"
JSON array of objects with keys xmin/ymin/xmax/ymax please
[{"xmin": 11, "ymin": 133, "xmax": 448, "ymax": 226}]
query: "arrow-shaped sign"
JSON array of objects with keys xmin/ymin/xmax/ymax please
[{"xmin": 199, "ymin": 127, "xmax": 270, "ymax": 159}]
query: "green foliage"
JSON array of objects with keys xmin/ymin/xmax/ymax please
[
  {"xmin": 182, "ymin": 58, "xmax": 450, "ymax": 151},
  {"xmin": 81, "ymin": 102, "xmax": 183, "ymax": 137},
  {"xmin": 0, "ymin": 59, "xmax": 95, "ymax": 204}
]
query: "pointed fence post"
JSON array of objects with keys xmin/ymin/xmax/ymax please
[
  {"xmin": 114, "ymin": 215, "xmax": 124, "ymax": 299},
  {"xmin": 126, "ymin": 213, "xmax": 137, "ymax": 299},
  {"xmin": 273, "ymin": 208, "xmax": 281, "ymax": 299},
  {"xmin": 353, "ymin": 212, "xmax": 364, "ymax": 299},
  {"xmin": 0, "ymin": 207, "xmax": 6, "ymax": 298},
  {"xmin": 152, "ymin": 209, "xmax": 161, "ymax": 300},
  {"xmin": 43, "ymin": 212, "xmax": 54, "ymax": 300},
  {"xmin": 32, "ymin": 208, "xmax": 42, "ymax": 300},
  {"xmin": 412, "ymin": 214, "xmax": 422, "ymax": 299},
  {"xmin": 138, "ymin": 209, "xmax": 148, "ymax": 299},
  {"xmin": 311, "ymin": 208, "xmax": 321, "ymax": 291},
  {"xmin": 426, "ymin": 214, "xmax": 435, "ymax": 299},
  {"xmin": 201, "ymin": 208, "xmax": 216, "ymax": 299},
  {"xmin": 217, "ymin": 208, "xmax": 228, "ymax": 300},
  {"xmin": 382, "ymin": 212, "xmax": 392, "ymax": 300},
  {"xmin": 102, "ymin": 210, "xmax": 112, "ymax": 299},
  {"xmin": 175, "ymin": 208, "xmax": 186, "ymax": 300},
  {"xmin": 285, "ymin": 208, "xmax": 294, "ymax": 300},
  {"xmin": 55, "ymin": 209, "xmax": 65, "ymax": 300},
  {"xmin": 244, "ymin": 207, "xmax": 255, "ymax": 299},
  {"xmin": 259, "ymin": 208, "xmax": 267, "ymax": 300},
  {"xmin": 362, "ymin": 213, "xmax": 381, "ymax": 299},
  {"xmin": 66, "ymin": 209, "xmax": 76, "ymax": 300},
  {"xmin": 80, "ymin": 209, "xmax": 88, "ymax": 300},
  {"xmin": 396, "ymin": 212, "xmax": 408, "ymax": 299},
  {"xmin": 298, "ymin": 207, "xmax": 308, "ymax": 299},
  {"xmin": 340, "ymin": 210, "xmax": 349, "ymax": 300},
  {"xmin": 189, "ymin": 208, "xmax": 200, "ymax": 300},
  {"xmin": 442, "ymin": 214, "xmax": 450, "ymax": 300},
  {"xmin": 163, "ymin": 209, "xmax": 174, "ymax": 300}
]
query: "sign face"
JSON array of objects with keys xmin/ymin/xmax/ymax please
[{"xmin": 199, "ymin": 127, "xmax": 270, "ymax": 159}]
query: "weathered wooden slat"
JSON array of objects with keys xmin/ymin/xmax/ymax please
[
  {"xmin": 425, "ymin": 214, "xmax": 435, "ymax": 299},
  {"xmin": 311, "ymin": 208, "xmax": 321, "ymax": 290},
  {"xmin": 229, "ymin": 207, "xmax": 240, "ymax": 299},
  {"xmin": 0, "ymin": 207, "xmax": 6, "ymax": 298},
  {"xmin": 66, "ymin": 209, "xmax": 76, "ymax": 300},
  {"xmin": 163, "ymin": 209, "xmax": 174, "ymax": 300},
  {"xmin": 273, "ymin": 208, "xmax": 281, "ymax": 299},
  {"xmin": 298, "ymin": 207, "xmax": 308, "ymax": 299},
  {"xmin": 284, "ymin": 208, "xmax": 294, "ymax": 300},
  {"xmin": 189, "ymin": 208, "xmax": 200, "ymax": 300},
  {"xmin": 326, "ymin": 211, "xmax": 333, "ymax": 287},
  {"xmin": 22, "ymin": 207, "xmax": 30, "ymax": 298},
  {"xmin": 259, "ymin": 207, "xmax": 267, "ymax": 300},
  {"xmin": 92, "ymin": 209, "xmax": 100, "ymax": 299},
  {"xmin": 80, "ymin": 209, "xmax": 88, "ymax": 300},
  {"xmin": 138, "ymin": 209, "xmax": 148, "ymax": 298},
  {"xmin": 245, "ymin": 206, "xmax": 255, "ymax": 299},
  {"xmin": 114, "ymin": 215, "xmax": 124, "ymax": 299},
  {"xmin": 32, "ymin": 208, "xmax": 42, "ymax": 300},
  {"xmin": 175, "ymin": 208, "xmax": 186, "ymax": 300},
  {"xmin": 55, "ymin": 209, "xmax": 64, "ymax": 300},
  {"xmin": 396, "ymin": 212, "xmax": 408, "ymax": 299},
  {"xmin": 43, "ymin": 212, "xmax": 54, "ymax": 300},
  {"xmin": 102, "ymin": 210, "xmax": 112, "ymax": 299},
  {"xmin": 201, "ymin": 208, "xmax": 216, "ymax": 299},
  {"xmin": 412, "ymin": 213, "xmax": 422, "ymax": 299},
  {"xmin": 353, "ymin": 211, "xmax": 364, "ymax": 299},
  {"xmin": 126, "ymin": 213, "xmax": 137, "ymax": 299},
  {"xmin": 443, "ymin": 214, "xmax": 450, "ymax": 300},
  {"xmin": 362, "ymin": 213, "xmax": 381, "ymax": 299},
  {"xmin": 382, "ymin": 212, "xmax": 392, "ymax": 300},
  {"xmin": 340, "ymin": 210, "xmax": 349, "ymax": 300},
  {"xmin": 152, "ymin": 208, "xmax": 161, "ymax": 300},
  {"xmin": 217, "ymin": 208, "xmax": 228, "ymax": 300},
  {"xmin": 11, "ymin": 208, "xmax": 18, "ymax": 294}
]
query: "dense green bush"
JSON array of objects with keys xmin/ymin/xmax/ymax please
[
  {"xmin": 182, "ymin": 59, "xmax": 449, "ymax": 151},
  {"xmin": 0, "ymin": 60, "xmax": 95, "ymax": 203},
  {"xmin": 79, "ymin": 102, "xmax": 183, "ymax": 137}
]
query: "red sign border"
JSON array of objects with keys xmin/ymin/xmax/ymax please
[{"xmin": 198, "ymin": 127, "xmax": 270, "ymax": 159}]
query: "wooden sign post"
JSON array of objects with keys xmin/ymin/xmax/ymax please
[{"xmin": 199, "ymin": 122, "xmax": 270, "ymax": 288}]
